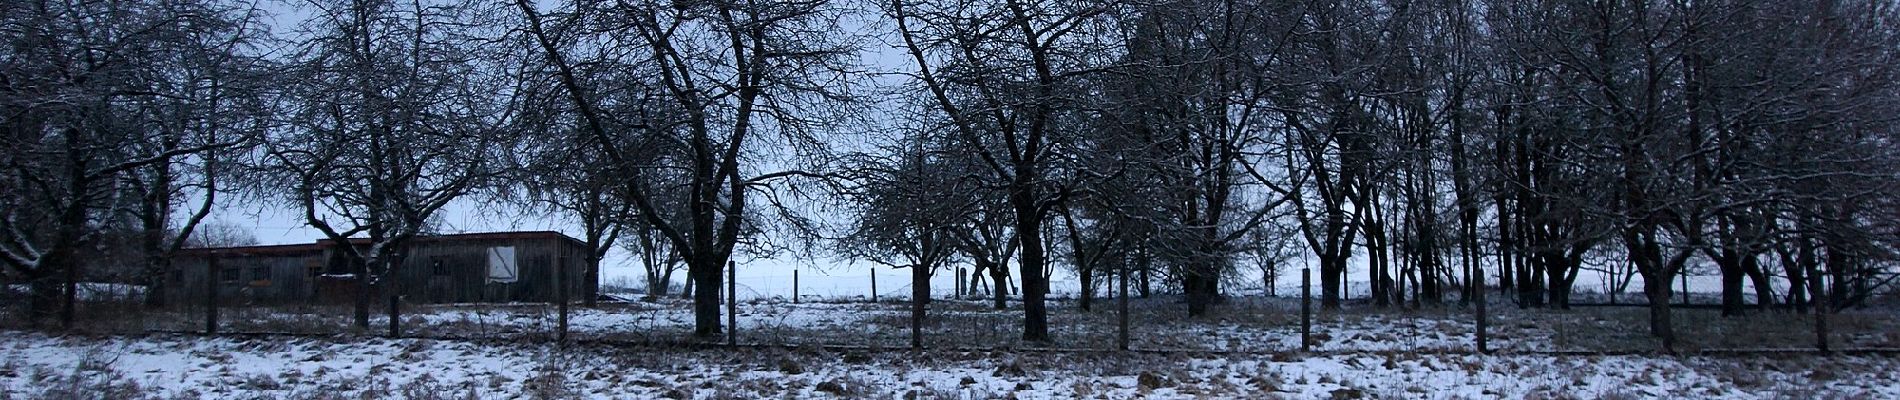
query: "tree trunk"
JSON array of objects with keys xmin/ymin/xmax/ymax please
[
  {"xmin": 1320, "ymin": 254, "xmax": 1344, "ymax": 309},
  {"xmin": 1419, "ymin": 236, "xmax": 1441, "ymax": 305},
  {"xmin": 968, "ymin": 264, "xmax": 989, "ymax": 295},
  {"xmin": 1545, "ymin": 261, "xmax": 1572, "ymax": 309},
  {"xmin": 1015, "ymin": 202, "xmax": 1050, "ymax": 341},
  {"xmin": 1643, "ymin": 272, "xmax": 1676, "ymax": 352},
  {"xmin": 583, "ymin": 255, "xmax": 601, "ymax": 307},
  {"xmin": 1517, "ymin": 253, "xmax": 1540, "ymax": 308},
  {"xmin": 1743, "ymin": 255, "xmax": 1773, "ymax": 312},
  {"xmin": 1719, "ymin": 253, "xmax": 1746, "ymax": 316},
  {"xmin": 1138, "ymin": 250, "xmax": 1152, "ymax": 298},
  {"xmin": 352, "ymin": 258, "xmax": 371, "ymax": 330},
  {"xmin": 911, "ymin": 260, "xmax": 929, "ymax": 350},
  {"xmin": 1263, "ymin": 260, "xmax": 1276, "ymax": 297},
  {"xmin": 59, "ymin": 250, "xmax": 79, "ymax": 329},
  {"xmin": 1538, "ymin": 252, "xmax": 1576, "ymax": 309},
  {"xmin": 1785, "ymin": 258, "xmax": 1808, "ymax": 312},
  {"xmin": 691, "ymin": 257, "xmax": 723, "ymax": 338},
  {"xmin": 1496, "ymin": 201, "xmax": 1515, "ymax": 292},
  {"xmin": 1185, "ymin": 261, "xmax": 1214, "ymax": 317},
  {"xmin": 143, "ymin": 267, "xmax": 169, "ymax": 308},
  {"xmin": 1368, "ymin": 220, "xmax": 1389, "ymax": 308},
  {"xmin": 1078, "ymin": 264, "xmax": 1095, "ymax": 312},
  {"xmin": 658, "ymin": 260, "xmax": 677, "ymax": 298},
  {"xmin": 985, "ymin": 259, "xmax": 1008, "ymax": 309}
]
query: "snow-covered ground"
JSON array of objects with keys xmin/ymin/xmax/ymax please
[
  {"xmin": 8, "ymin": 295, "xmax": 1900, "ymax": 398},
  {"xmin": 3, "ymin": 330, "xmax": 1898, "ymax": 399},
  {"xmin": 3, "ymin": 283, "xmax": 146, "ymax": 302},
  {"xmin": 55, "ymin": 295, "xmax": 1900, "ymax": 354}
]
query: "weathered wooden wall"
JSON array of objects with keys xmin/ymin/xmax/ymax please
[
  {"xmin": 171, "ymin": 246, "xmax": 323, "ymax": 306},
  {"xmin": 168, "ymin": 232, "xmax": 591, "ymax": 306}
]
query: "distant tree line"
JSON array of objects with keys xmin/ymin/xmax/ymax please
[{"xmin": 5, "ymin": 0, "xmax": 1898, "ymax": 351}]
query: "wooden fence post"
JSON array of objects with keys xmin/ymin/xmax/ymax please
[
  {"xmin": 205, "ymin": 253, "xmax": 220, "ymax": 335},
  {"xmin": 1475, "ymin": 263, "xmax": 1487, "ymax": 353},
  {"xmin": 1813, "ymin": 270, "xmax": 1830, "ymax": 354},
  {"xmin": 1681, "ymin": 272, "xmax": 1690, "ymax": 306},
  {"xmin": 1301, "ymin": 267, "xmax": 1311, "ymax": 352},
  {"xmin": 956, "ymin": 267, "xmax": 965, "ymax": 300},
  {"xmin": 793, "ymin": 269, "xmax": 800, "ymax": 303},
  {"xmin": 1118, "ymin": 264, "xmax": 1130, "ymax": 351},
  {"xmin": 727, "ymin": 261, "xmax": 737, "ymax": 347},
  {"xmin": 388, "ymin": 294, "xmax": 401, "ymax": 338},
  {"xmin": 870, "ymin": 268, "xmax": 878, "ymax": 303},
  {"xmin": 387, "ymin": 254, "xmax": 403, "ymax": 339},
  {"xmin": 558, "ymin": 256, "xmax": 569, "ymax": 346}
]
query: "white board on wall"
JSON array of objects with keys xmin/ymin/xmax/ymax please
[{"xmin": 487, "ymin": 246, "xmax": 518, "ymax": 283}]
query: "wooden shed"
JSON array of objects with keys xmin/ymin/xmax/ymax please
[{"xmin": 170, "ymin": 231, "xmax": 591, "ymax": 305}]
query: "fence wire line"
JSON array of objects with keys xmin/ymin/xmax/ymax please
[{"xmin": 23, "ymin": 279, "xmax": 1883, "ymax": 356}]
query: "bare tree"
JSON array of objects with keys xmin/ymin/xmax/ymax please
[
  {"xmin": 512, "ymin": 0, "xmax": 859, "ymax": 338},
  {"xmin": 1, "ymin": 0, "xmax": 263, "ymax": 325},
  {"xmin": 269, "ymin": 0, "xmax": 515, "ymax": 330},
  {"xmin": 183, "ymin": 222, "xmax": 262, "ymax": 248},
  {"xmin": 1271, "ymin": 0, "xmax": 1384, "ymax": 309},
  {"xmin": 838, "ymin": 130, "xmax": 970, "ymax": 349},
  {"xmin": 118, "ymin": 5, "xmax": 272, "ymax": 307},
  {"xmin": 510, "ymin": 92, "xmax": 634, "ymax": 307},
  {"xmin": 1106, "ymin": 0, "xmax": 1295, "ymax": 316},
  {"xmin": 887, "ymin": 0, "xmax": 1125, "ymax": 342},
  {"xmin": 953, "ymin": 193, "xmax": 1019, "ymax": 309}
]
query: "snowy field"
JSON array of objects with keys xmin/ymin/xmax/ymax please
[
  {"xmin": 7, "ymin": 296, "xmax": 1900, "ymax": 398},
  {"xmin": 4, "ymin": 331, "xmax": 1900, "ymax": 399},
  {"xmin": 51, "ymin": 295, "xmax": 1900, "ymax": 354}
]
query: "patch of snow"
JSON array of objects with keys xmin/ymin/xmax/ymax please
[{"xmin": 0, "ymin": 331, "xmax": 1892, "ymax": 399}]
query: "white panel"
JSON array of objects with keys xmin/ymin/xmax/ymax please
[{"xmin": 487, "ymin": 246, "xmax": 518, "ymax": 283}]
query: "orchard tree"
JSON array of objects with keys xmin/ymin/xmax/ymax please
[
  {"xmin": 512, "ymin": 0, "xmax": 860, "ymax": 338},
  {"xmin": 1, "ymin": 0, "xmax": 265, "ymax": 325},
  {"xmin": 887, "ymin": 0, "xmax": 1126, "ymax": 342},
  {"xmin": 269, "ymin": 0, "xmax": 515, "ymax": 330},
  {"xmin": 838, "ymin": 130, "xmax": 971, "ymax": 349}
]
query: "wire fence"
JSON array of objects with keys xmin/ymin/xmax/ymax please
[{"xmin": 5, "ymin": 270, "xmax": 1898, "ymax": 356}]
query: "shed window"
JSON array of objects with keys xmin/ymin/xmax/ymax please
[
  {"xmin": 251, "ymin": 266, "xmax": 269, "ymax": 280},
  {"xmin": 487, "ymin": 247, "xmax": 518, "ymax": 283},
  {"xmin": 220, "ymin": 267, "xmax": 239, "ymax": 285}
]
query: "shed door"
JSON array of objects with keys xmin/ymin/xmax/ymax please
[{"xmin": 487, "ymin": 246, "xmax": 518, "ymax": 283}]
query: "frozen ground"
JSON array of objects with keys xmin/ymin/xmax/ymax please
[
  {"xmin": 9, "ymin": 295, "xmax": 1900, "ymax": 398},
  {"xmin": 3, "ymin": 330, "xmax": 1899, "ymax": 399}
]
